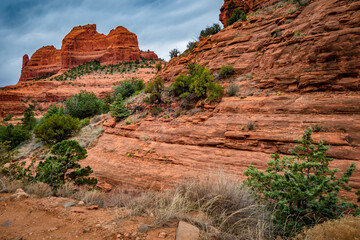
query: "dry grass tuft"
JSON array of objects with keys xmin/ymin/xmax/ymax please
[
  {"xmin": 0, "ymin": 177, "xmax": 23, "ymax": 193},
  {"xmin": 56, "ymin": 183, "xmax": 78, "ymax": 198},
  {"xmin": 121, "ymin": 173, "xmax": 274, "ymax": 240},
  {"xmin": 24, "ymin": 182, "xmax": 52, "ymax": 197},
  {"xmin": 295, "ymin": 215, "xmax": 360, "ymax": 240},
  {"xmin": 80, "ymin": 189, "xmax": 105, "ymax": 207}
]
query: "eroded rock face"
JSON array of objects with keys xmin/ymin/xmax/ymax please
[
  {"xmin": 140, "ymin": 50, "xmax": 159, "ymax": 60},
  {"xmin": 19, "ymin": 24, "xmax": 158, "ymax": 82},
  {"xmin": 19, "ymin": 46, "xmax": 61, "ymax": 82},
  {"xmin": 220, "ymin": 0, "xmax": 278, "ymax": 26},
  {"xmin": 163, "ymin": 0, "xmax": 360, "ymax": 92}
]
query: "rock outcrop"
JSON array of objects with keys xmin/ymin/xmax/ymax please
[
  {"xmin": 163, "ymin": 0, "xmax": 360, "ymax": 92},
  {"xmin": 19, "ymin": 24, "xmax": 158, "ymax": 82},
  {"xmin": 80, "ymin": 0, "xmax": 360, "ymax": 201},
  {"xmin": 220, "ymin": 0, "xmax": 278, "ymax": 26}
]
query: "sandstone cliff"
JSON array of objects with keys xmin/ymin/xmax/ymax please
[
  {"xmin": 19, "ymin": 24, "xmax": 158, "ymax": 82},
  {"xmin": 79, "ymin": 0, "xmax": 360, "ymax": 200}
]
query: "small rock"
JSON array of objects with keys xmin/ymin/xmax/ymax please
[
  {"xmin": 116, "ymin": 234, "xmax": 121, "ymax": 238},
  {"xmin": 138, "ymin": 224, "xmax": 149, "ymax": 233},
  {"xmin": 10, "ymin": 189, "xmax": 29, "ymax": 200},
  {"xmin": 96, "ymin": 182, "xmax": 112, "ymax": 192},
  {"xmin": 95, "ymin": 224, "xmax": 102, "ymax": 228},
  {"xmin": 83, "ymin": 228, "xmax": 90, "ymax": 233},
  {"xmin": 87, "ymin": 205, "xmax": 99, "ymax": 210},
  {"xmin": 1, "ymin": 220, "xmax": 12, "ymax": 228},
  {"xmin": 0, "ymin": 197, "xmax": 5, "ymax": 202},
  {"xmin": 48, "ymin": 227, "xmax": 58, "ymax": 232},
  {"xmin": 63, "ymin": 202, "xmax": 75, "ymax": 208},
  {"xmin": 77, "ymin": 201, "xmax": 85, "ymax": 206},
  {"xmin": 159, "ymin": 232, "xmax": 167, "ymax": 238},
  {"xmin": 175, "ymin": 221, "xmax": 199, "ymax": 240}
]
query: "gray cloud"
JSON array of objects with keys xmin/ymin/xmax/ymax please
[{"xmin": 0, "ymin": 0, "xmax": 223, "ymax": 87}]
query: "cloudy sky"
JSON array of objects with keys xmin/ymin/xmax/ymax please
[{"xmin": 0, "ymin": 0, "xmax": 223, "ymax": 87}]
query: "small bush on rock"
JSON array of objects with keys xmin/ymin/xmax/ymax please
[
  {"xmin": 110, "ymin": 95, "xmax": 130, "ymax": 122},
  {"xmin": 144, "ymin": 78, "xmax": 164, "ymax": 104},
  {"xmin": 113, "ymin": 78, "xmax": 144, "ymax": 99},
  {"xmin": 199, "ymin": 23, "xmax": 221, "ymax": 39},
  {"xmin": 227, "ymin": 9, "xmax": 247, "ymax": 26},
  {"xmin": 34, "ymin": 114, "xmax": 80, "ymax": 143},
  {"xmin": 219, "ymin": 65, "xmax": 234, "ymax": 79},
  {"xmin": 170, "ymin": 64, "xmax": 224, "ymax": 102},
  {"xmin": 35, "ymin": 140, "xmax": 97, "ymax": 192},
  {"xmin": 65, "ymin": 90, "xmax": 104, "ymax": 119},
  {"xmin": 245, "ymin": 128, "xmax": 360, "ymax": 237}
]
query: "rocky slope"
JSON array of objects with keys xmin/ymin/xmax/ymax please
[
  {"xmin": 79, "ymin": 0, "xmax": 360, "ymax": 200},
  {"xmin": 19, "ymin": 24, "xmax": 158, "ymax": 82}
]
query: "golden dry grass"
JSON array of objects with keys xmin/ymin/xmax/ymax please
[{"xmin": 295, "ymin": 215, "xmax": 360, "ymax": 240}]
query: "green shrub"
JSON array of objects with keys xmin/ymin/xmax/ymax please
[
  {"xmin": 170, "ymin": 64, "xmax": 224, "ymax": 102},
  {"xmin": 199, "ymin": 23, "xmax": 221, "ymax": 39},
  {"xmin": 34, "ymin": 114, "xmax": 80, "ymax": 143},
  {"xmin": 65, "ymin": 90, "xmax": 104, "ymax": 119},
  {"xmin": 244, "ymin": 128, "xmax": 359, "ymax": 237},
  {"xmin": 219, "ymin": 65, "xmax": 234, "ymax": 79},
  {"xmin": 3, "ymin": 114, "xmax": 13, "ymax": 121},
  {"xmin": 227, "ymin": 9, "xmax": 247, "ymax": 26},
  {"xmin": 43, "ymin": 105, "xmax": 64, "ymax": 119},
  {"xmin": 79, "ymin": 118, "xmax": 90, "ymax": 128},
  {"xmin": 113, "ymin": 78, "xmax": 144, "ymax": 99},
  {"xmin": 144, "ymin": 78, "xmax": 164, "ymax": 104},
  {"xmin": 35, "ymin": 140, "xmax": 97, "ymax": 192},
  {"xmin": 169, "ymin": 49, "xmax": 180, "ymax": 59},
  {"xmin": 155, "ymin": 62, "xmax": 162, "ymax": 72},
  {"xmin": 150, "ymin": 106, "xmax": 163, "ymax": 116},
  {"xmin": 21, "ymin": 107, "xmax": 37, "ymax": 131},
  {"xmin": 0, "ymin": 124, "xmax": 30, "ymax": 149},
  {"xmin": 110, "ymin": 95, "xmax": 130, "ymax": 122},
  {"xmin": 186, "ymin": 41, "xmax": 197, "ymax": 51}
]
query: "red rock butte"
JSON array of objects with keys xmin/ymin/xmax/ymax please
[{"xmin": 19, "ymin": 24, "xmax": 158, "ymax": 82}]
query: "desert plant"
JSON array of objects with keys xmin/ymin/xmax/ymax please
[
  {"xmin": 3, "ymin": 113, "xmax": 13, "ymax": 122},
  {"xmin": 169, "ymin": 48, "xmax": 180, "ymax": 59},
  {"xmin": 34, "ymin": 114, "xmax": 80, "ymax": 143},
  {"xmin": 113, "ymin": 78, "xmax": 144, "ymax": 99},
  {"xmin": 245, "ymin": 128, "xmax": 359, "ymax": 237},
  {"xmin": 295, "ymin": 215, "xmax": 360, "ymax": 240},
  {"xmin": 21, "ymin": 107, "xmax": 37, "ymax": 130},
  {"xmin": 219, "ymin": 65, "xmax": 234, "ymax": 79},
  {"xmin": 227, "ymin": 84, "xmax": 239, "ymax": 96},
  {"xmin": 110, "ymin": 95, "xmax": 131, "ymax": 122},
  {"xmin": 155, "ymin": 62, "xmax": 162, "ymax": 72},
  {"xmin": 150, "ymin": 106, "xmax": 163, "ymax": 116},
  {"xmin": 35, "ymin": 140, "xmax": 97, "ymax": 192},
  {"xmin": 171, "ymin": 64, "xmax": 224, "ymax": 102},
  {"xmin": 0, "ymin": 124, "xmax": 31, "ymax": 149},
  {"xmin": 227, "ymin": 9, "xmax": 247, "ymax": 26},
  {"xmin": 65, "ymin": 90, "xmax": 104, "ymax": 119},
  {"xmin": 186, "ymin": 41, "xmax": 197, "ymax": 51},
  {"xmin": 199, "ymin": 23, "xmax": 221, "ymax": 39},
  {"xmin": 144, "ymin": 78, "xmax": 164, "ymax": 104},
  {"xmin": 43, "ymin": 105, "xmax": 64, "ymax": 119}
]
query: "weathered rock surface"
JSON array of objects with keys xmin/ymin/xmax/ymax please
[
  {"xmin": 220, "ymin": 0, "xmax": 278, "ymax": 26},
  {"xmin": 175, "ymin": 221, "xmax": 199, "ymax": 240},
  {"xmin": 19, "ymin": 24, "xmax": 158, "ymax": 82},
  {"xmin": 163, "ymin": 0, "xmax": 360, "ymax": 92}
]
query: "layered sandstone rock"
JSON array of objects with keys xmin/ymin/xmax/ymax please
[
  {"xmin": 140, "ymin": 50, "xmax": 159, "ymax": 60},
  {"xmin": 162, "ymin": 0, "xmax": 360, "ymax": 92},
  {"xmin": 19, "ymin": 46, "xmax": 61, "ymax": 82},
  {"xmin": 19, "ymin": 24, "xmax": 158, "ymax": 82},
  {"xmin": 220, "ymin": 0, "xmax": 278, "ymax": 26}
]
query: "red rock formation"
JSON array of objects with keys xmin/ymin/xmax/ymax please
[
  {"xmin": 19, "ymin": 46, "xmax": 61, "ymax": 82},
  {"xmin": 162, "ymin": 0, "xmax": 360, "ymax": 92},
  {"xmin": 140, "ymin": 50, "xmax": 159, "ymax": 60},
  {"xmin": 220, "ymin": 0, "xmax": 278, "ymax": 26},
  {"xmin": 19, "ymin": 24, "xmax": 158, "ymax": 82}
]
